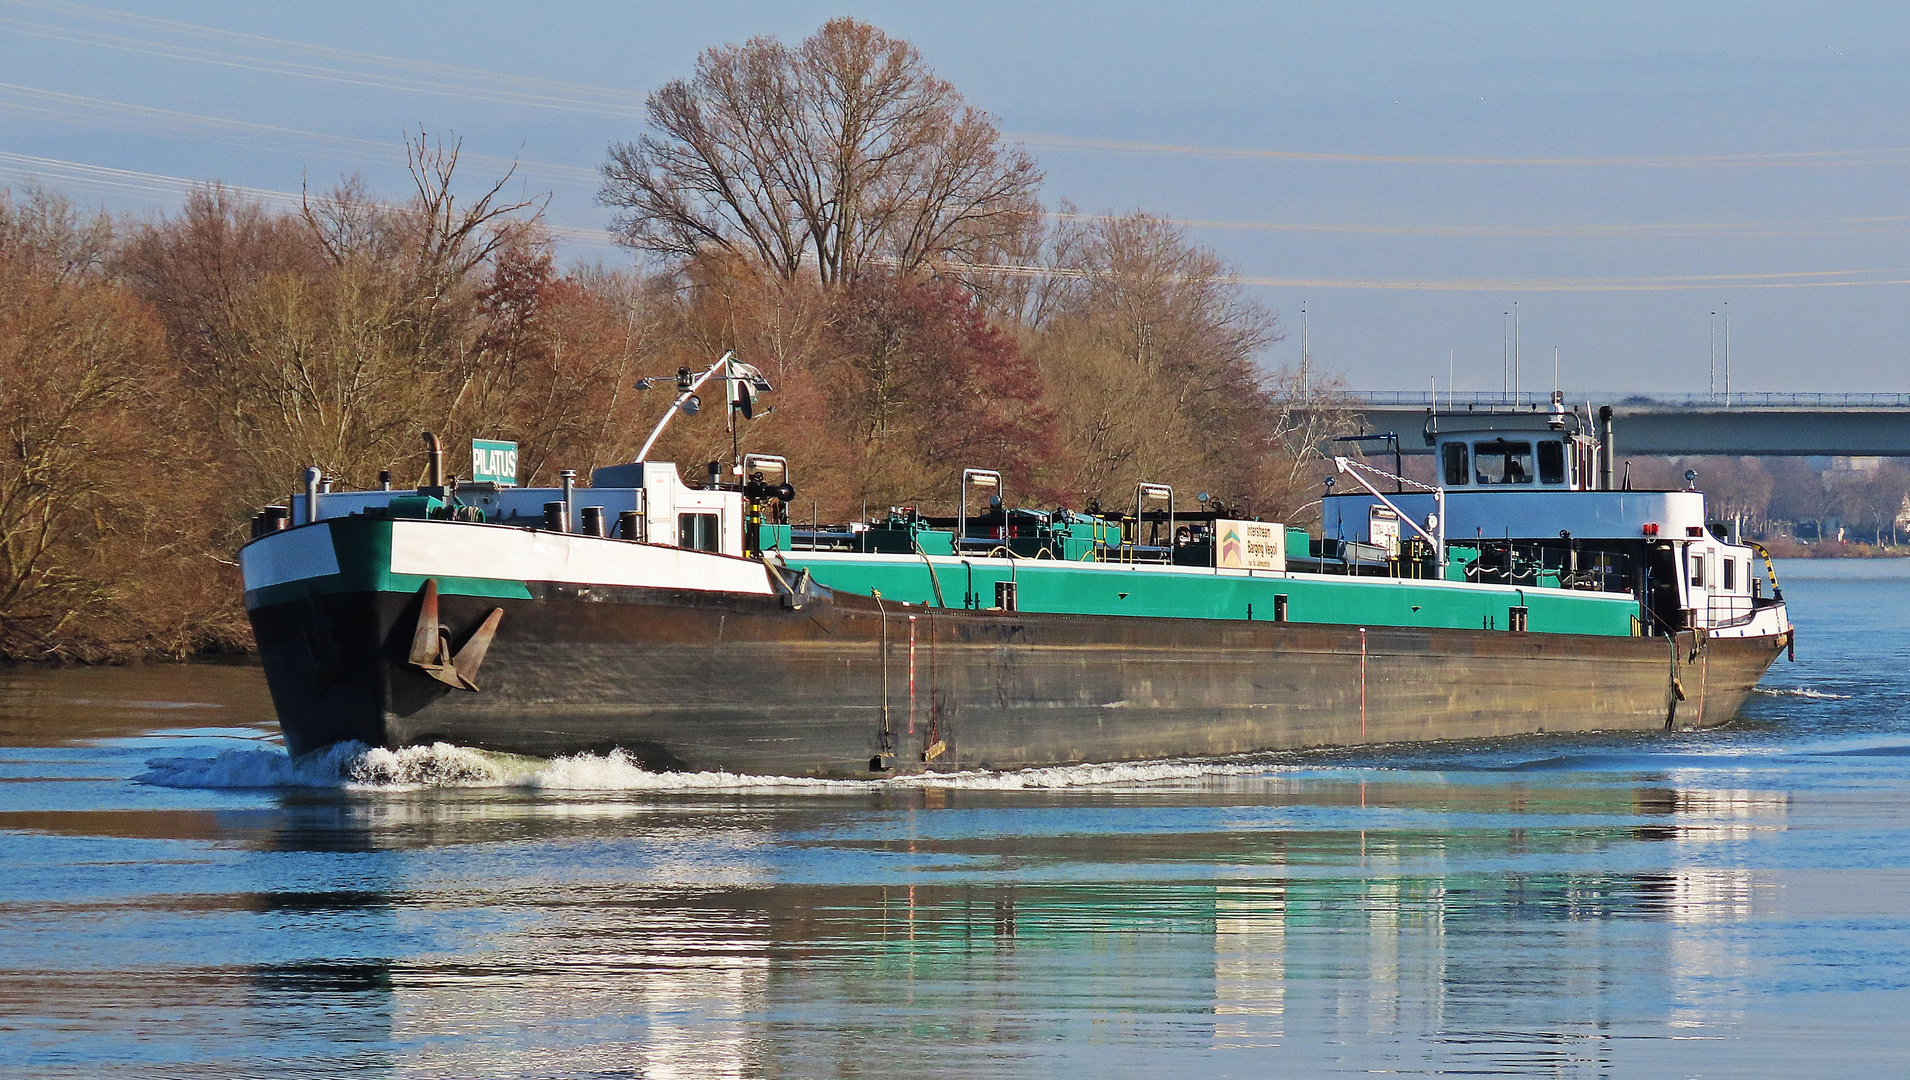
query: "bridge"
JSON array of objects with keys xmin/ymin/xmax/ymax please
[{"xmin": 1336, "ymin": 392, "xmax": 1910, "ymax": 457}]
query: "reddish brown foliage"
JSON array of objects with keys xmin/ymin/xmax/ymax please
[{"xmin": 827, "ymin": 273, "xmax": 1057, "ymax": 506}]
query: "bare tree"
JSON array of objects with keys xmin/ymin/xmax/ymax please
[
  {"xmin": 0, "ymin": 196, "xmax": 173, "ymax": 656},
  {"xmin": 600, "ymin": 18, "xmax": 1042, "ymax": 285},
  {"xmin": 1031, "ymin": 212, "xmax": 1297, "ymax": 507},
  {"xmin": 0, "ymin": 186, "xmax": 113, "ymax": 280},
  {"xmin": 118, "ymin": 132, "xmax": 549, "ymax": 508}
]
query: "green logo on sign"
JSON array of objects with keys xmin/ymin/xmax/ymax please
[{"xmin": 471, "ymin": 439, "xmax": 518, "ymax": 486}]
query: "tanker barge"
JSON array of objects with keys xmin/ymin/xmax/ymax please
[{"xmin": 240, "ymin": 358, "xmax": 1792, "ymax": 777}]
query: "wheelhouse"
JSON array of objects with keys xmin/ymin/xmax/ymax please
[{"xmin": 1434, "ymin": 407, "xmax": 1601, "ymax": 492}]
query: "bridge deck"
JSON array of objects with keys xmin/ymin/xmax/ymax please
[{"xmin": 1332, "ymin": 393, "xmax": 1910, "ymax": 456}]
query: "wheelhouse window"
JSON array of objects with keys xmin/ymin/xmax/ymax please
[
  {"xmin": 1537, "ymin": 440, "xmax": 1566, "ymax": 485},
  {"xmin": 678, "ymin": 512, "xmax": 720, "ymax": 552},
  {"xmin": 1473, "ymin": 440, "xmax": 1535, "ymax": 485},
  {"xmin": 1442, "ymin": 443, "xmax": 1470, "ymax": 486}
]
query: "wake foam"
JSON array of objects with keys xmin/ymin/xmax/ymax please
[
  {"xmin": 1752, "ymin": 687, "xmax": 1853, "ymax": 700},
  {"xmin": 137, "ymin": 742, "xmax": 1284, "ymax": 793},
  {"xmin": 137, "ymin": 741, "xmax": 515, "ymax": 790},
  {"xmin": 889, "ymin": 759, "xmax": 1276, "ymax": 789}
]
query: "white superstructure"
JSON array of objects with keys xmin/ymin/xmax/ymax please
[{"xmin": 1321, "ymin": 401, "xmax": 1788, "ymax": 639}]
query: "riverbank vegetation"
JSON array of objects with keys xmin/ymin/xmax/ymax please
[{"xmin": 0, "ymin": 18, "xmax": 1345, "ymax": 660}]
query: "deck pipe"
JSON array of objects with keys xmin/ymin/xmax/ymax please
[{"xmin": 560, "ymin": 470, "xmax": 577, "ymax": 530}]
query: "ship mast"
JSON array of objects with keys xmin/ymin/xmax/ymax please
[{"xmin": 632, "ymin": 352, "xmax": 773, "ymax": 466}]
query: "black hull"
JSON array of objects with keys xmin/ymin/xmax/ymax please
[{"xmin": 250, "ymin": 577, "xmax": 1788, "ymax": 778}]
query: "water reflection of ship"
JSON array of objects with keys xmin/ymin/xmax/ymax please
[
  {"xmin": 194, "ymin": 784, "xmax": 1788, "ymax": 1072},
  {"xmin": 1632, "ymin": 785, "xmax": 1790, "ymax": 845},
  {"xmin": 249, "ymin": 798, "xmax": 781, "ymax": 1078}
]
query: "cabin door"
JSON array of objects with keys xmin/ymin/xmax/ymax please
[{"xmin": 1647, "ymin": 544, "xmax": 1684, "ymax": 634}]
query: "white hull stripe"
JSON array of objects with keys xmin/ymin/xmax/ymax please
[
  {"xmin": 240, "ymin": 526, "xmax": 340, "ymax": 590},
  {"xmin": 388, "ymin": 521, "xmax": 774, "ymax": 595}
]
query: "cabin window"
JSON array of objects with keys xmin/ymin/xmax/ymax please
[
  {"xmin": 1723, "ymin": 558, "xmax": 1736, "ymax": 591},
  {"xmin": 1442, "ymin": 443, "xmax": 1470, "ymax": 486},
  {"xmin": 1689, "ymin": 552, "xmax": 1706, "ymax": 588},
  {"xmin": 678, "ymin": 513, "xmax": 720, "ymax": 552},
  {"xmin": 1537, "ymin": 441, "xmax": 1566, "ymax": 484},
  {"xmin": 1474, "ymin": 440, "xmax": 1535, "ymax": 485}
]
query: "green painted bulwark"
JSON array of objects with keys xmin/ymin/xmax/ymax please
[{"xmin": 780, "ymin": 555, "xmax": 1638, "ymax": 637}]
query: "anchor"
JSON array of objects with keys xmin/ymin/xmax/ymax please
[{"xmin": 407, "ymin": 579, "xmax": 503, "ymax": 691}]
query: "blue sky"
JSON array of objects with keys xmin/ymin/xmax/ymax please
[{"xmin": 5, "ymin": 0, "xmax": 1909, "ymax": 393}]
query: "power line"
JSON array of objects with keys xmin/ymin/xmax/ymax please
[
  {"xmin": 11, "ymin": 1, "xmax": 1910, "ymax": 171},
  {"xmin": 1051, "ymin": 210, "xmax": 1910, "ymax": 240},
  {"xmin": 938, "ymin": 257, "xmax": 1910, "ymax": 292},
  {"xmin": 4, "ymin": 151, "xmax": 1890, "ymax": 288},
  {"xmin": 0, "ymin": 15, "xmax": 646, "ymax": 117},
  {"xmin": 1016, "ymin": 132, "xmax": 1910, "ymax": 169},
  {"xmin": 10, "ymin": 82, "xmax": 1900, "ymax": 244},
  {"xmin": 0, "ymin": 81, "xmax": 600, "ymax": 186},
  {"xmin": 9, "ymin": 0, "xmax": 643, "ymax": 105},
  {"xmin": 0, "ymin": 150, "xmax": 305, "ymax": 206},
  {"xmin": 0, "ymin": 151, "xmax": 619, "ymax": 250}
]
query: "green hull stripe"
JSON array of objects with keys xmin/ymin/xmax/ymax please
[{"xmin": 782, "ymin": 556, "xmax": 1638, "ymax": 637}]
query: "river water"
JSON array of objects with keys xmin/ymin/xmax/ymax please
[{"xmin": 2, "ymin": 560, "xmax": 1906, "ymax": 1078}]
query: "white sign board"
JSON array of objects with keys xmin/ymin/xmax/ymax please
[
  {"xmin": 1216, "ymin": 520, "xmax": 1285, "ymax": 572},
  {"xmin": 471, "ymin": 439, "xmax": 519, "ymax": 486},
  {"xmin": 1369, "ymin": 506, "xmax": 1401, "ymax": 558}
]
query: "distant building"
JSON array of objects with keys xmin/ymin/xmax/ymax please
[{"xmin": 1827, "ymin": 456, "xmax": 1882, "ymax": 476}]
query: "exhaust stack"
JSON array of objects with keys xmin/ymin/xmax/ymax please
[
  {"xmin": 422, "ymin": 431, "xmax": 444, "ymax": 491},
  {"xmin": 1597, "ymin": 405, "xmax": 1615, "ymax": 491},
  {"xmin": 303, "ymin": 467, "xmax": 321, "ymax": 524}
]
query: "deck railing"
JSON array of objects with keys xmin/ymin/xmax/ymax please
[{"xmin": 1706, "ymin": 594, "xmax": 1756, "ymax": 627}]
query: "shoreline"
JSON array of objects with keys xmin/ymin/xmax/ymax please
[{"xmin": 1759, "ymin": 541, "xmax": 1907, "ymax": 560}]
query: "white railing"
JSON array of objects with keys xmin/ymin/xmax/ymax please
[{"xmin": 1706, "ymin": 594, "xmax": 1755, "ymax": 627}]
